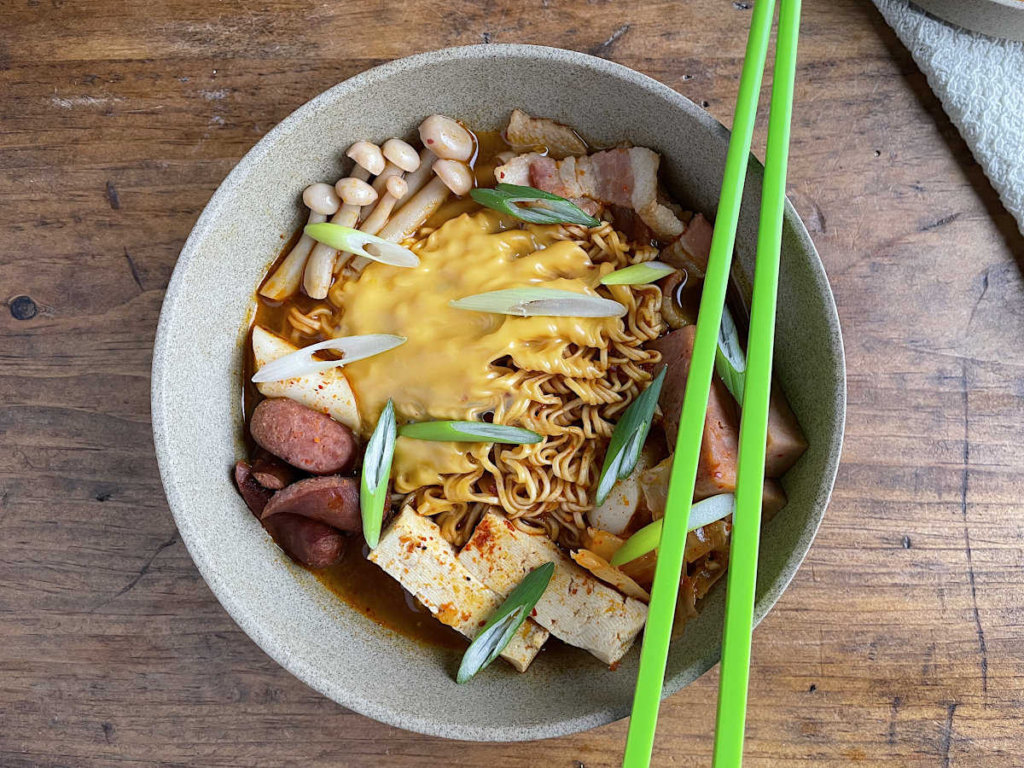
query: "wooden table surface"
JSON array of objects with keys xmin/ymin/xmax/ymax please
[{"xmin": 3, "ymin": 0, "xmax": 1023, "ymax": 765}]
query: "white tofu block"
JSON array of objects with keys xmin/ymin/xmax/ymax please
[
  {"xmin": 368, "ymin": 507, "xmax": 548, "ymax": 672},
  {"xmin": 251, "ymin": 326, "xmax": 361, "ymax": 432},
  {"xmin": 458, "ymin": 512, "xmax": 648, "ymax": 666}
]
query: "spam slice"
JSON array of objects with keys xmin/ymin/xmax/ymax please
[
  {"xmin": 660, "ymin": 213, "xmax": 713, "ymax": 278},
  {"xmin": 766, "ymin": 387, "xmax": 807, "ymax": 477},
  {"xmin": 368, "ymin": 506, "xmax": 548, "ymax": 672},
  {"xmin": 459, "ymin": 512, "xmax": 648, "ymax": 666},
  {"xmin": 251, "ymin": 326, "xmax": 361, "ymax": 432},
  {"xmin": 649, "ymin": 326, "xmax": 740, "ymax": 499}
]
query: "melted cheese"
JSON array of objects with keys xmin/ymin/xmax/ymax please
[{"xmin": 334, "ymin": 209, "xmax": 616, "ymax": 489}]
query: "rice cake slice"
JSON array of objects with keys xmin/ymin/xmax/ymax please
[
  {"xmin": 368, "ymin": 506, "xmax": 548, "ymax": 672},
  {"xmin": 458, "ymin": 512, "xmax": 648, "ymax": 666}
]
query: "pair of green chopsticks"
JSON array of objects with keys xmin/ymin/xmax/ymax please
[{"xmin": 622, "ymin": 1, "xmax": 801, "ymax": 766}]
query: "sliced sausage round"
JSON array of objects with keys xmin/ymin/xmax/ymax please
[
  {"xmin": 251, "ymin": 450, "xmax": 297, "ymax": 490},
  {"xmin": 234, "ymin": 460, "xmax": 273, "ymax": 516},
  {"xmin": 263, "ymin": 512, "xmax": 345, "ymax": 568},
  {"xmin": 260, "ymin": 475, "xmax": 360, "ymax": 533},
  {"xmin": 249, "ymin": 398, "xmax": 356, "ymax": 474}
]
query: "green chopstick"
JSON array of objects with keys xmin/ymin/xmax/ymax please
[
  {"xmin": 621, "ymin": 1, "xmax": 778, "ymax": 765},
  {"xmin": 713, "ymin": 1, "xmax": 801, "ymax": 766}
]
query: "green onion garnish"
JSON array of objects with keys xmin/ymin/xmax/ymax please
[
  {"xmin": 610, "ymin": 493, "xmax": 735, "ymax": 566},
  {"xmin": 398, "ymin": 420, "xmax": 542, "ymax": 444},
  {"xmin": 715, "ymin": 305, "xmax": 746, "ymax": 404},
  {"xmin": 305, "ymin": 222, "xmax": 420, "ymax": 267},
  {"xmin": 594, "ymin": 367, "xmax": 666, "ymax": 506},
  {"xmin": 457, "ymin": 561, "xmax": 554, "ymax": 683},
  {"xmin": 600, "ymin": 261, "xmax": 676, "ymax": 286},
  {"xmin": 251, "ymin": 333, "xmax": 406, "ymax": 383},
  {"xmin": 470, "ymin": 183, "xmax": 600, "ymax": 227},
  {"xmin": 360, "ymin": 399, "xmax": 396, "ymax": 549},
  {"xmin": 450, "ymin": 288, "xmax": 626, "ymax": 318}
]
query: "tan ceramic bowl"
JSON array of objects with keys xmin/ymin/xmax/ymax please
[
  {"xmin": 912, "ymin": 0, "xmax": 1024, "ymax": 41},
  {"xmin": 152, "ymin": 45, "xmax": 845, "ymax": 741}
]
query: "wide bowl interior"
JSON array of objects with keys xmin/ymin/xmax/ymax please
[{"xmin": 152, "ymin": 44, "xmax": 845, "ymax": 742}]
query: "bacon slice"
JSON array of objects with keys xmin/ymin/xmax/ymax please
[
  {"xmin": 506, "ymin": 109, "xmax": 587, "ymax": 159},
  {"xmin": 494, "ymin": 152, "xmax": 539, "ymax": 186},
  {"xmin": 494, "ymin": 147, "xmax": 685, "ymax": 240}
]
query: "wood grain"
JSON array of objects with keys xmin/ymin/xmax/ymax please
[{"xmin": 2, "ymin": 0, "xmax": 1022, "ymax": 765}]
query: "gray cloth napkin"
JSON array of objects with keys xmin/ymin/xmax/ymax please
[{"xmin": 873, "ymin": 0, "xmax": 1024, "ymax": 233}]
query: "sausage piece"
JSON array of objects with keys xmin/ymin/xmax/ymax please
[
  {"xmin": 251, "ymin": 450, "xmax": 297, "ymax": 490},
  {"xmin": 236, "ymin": 461, "xmax": 345, "ymax": 568},
  {"xmin": 249, "ymin": 398, "xmax": 356, "ymax": 474},
  {"xmin": 234, "ymin": 460, "xmax": 273, "ymax": 515},
  {"xmin": 261, "ymin": 475, "xmax": 361, "ymax": 533},
  {"xmin": 263, "ymin": 512, "xmax": 345, "ymax": 568}
]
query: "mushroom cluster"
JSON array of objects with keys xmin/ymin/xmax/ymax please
[{"xmin": 260, "ymin": 115, "xmax": 477, "ymax": 302}]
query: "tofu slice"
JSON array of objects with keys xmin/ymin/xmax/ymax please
[
  {"xmin": 587, "ymin": 445, "xmax": 658, "ymax": 535},
  {"xmin": 459, "ymin": 512, "xmax": 648, "ymax": 666},
  {"xmin": 367, "ymin": 506, "xmax": 548, "ymax": 672},
  {"xmin": 251, "ymin": 326, "xmax": 361, "ymax": 432}
]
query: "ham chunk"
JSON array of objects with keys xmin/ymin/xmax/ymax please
[
  {"xmin": 459, "ymin": 512, "xmax": 648, "ymax": 666},
  {"xmin": 493, "ymin": 147, "xmax": 685, "ymax": 240},
  {"xmin": 762, "ymin": 478, "xmax": 788, "ymax": 523},
  {"xmin": 766, "ymin": 387, "xmax": 807, "ymax": 476},
  {"xmin": 369, "ymin": 506, "xmax": 548, "ymax": 672},
  {"xmin": 506, "ymin": 109, "xmax": 587, "ymax": 159},
  {"xmin": 649, "ymin": 326, "xmax": 740, "ymax": 499},
  {"xmin": 649, "ymin": 325, "xmax": 806, "ymax": 495},
  {"xmin": 661, "ymin": 213, "xmax": 714, "ymax": 277}
]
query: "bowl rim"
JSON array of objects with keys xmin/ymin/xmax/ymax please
[{"xmin": 152, "ymin": 42, "xmax": 846, "ymax": 742}]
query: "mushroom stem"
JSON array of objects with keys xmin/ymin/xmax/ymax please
[
  {"xmin": 259, "ymin": 210, "xmax": 327, "ymax": 300},
  {"xmin": 358, "ymin": 162, "xmax": 405, "ymax": 225},
  {"xmin": 360, "ymin": 176, "xmax": 408, "ymax": 237},
  {"xmin": 304, "ymin": 166, "xmax": 371, "ymax": 299},
  {"xmin": 376, "ymin": 176, "xmax": 450, "ymax": 242},
  {"xmin": 393, "ymin": 148, "xmax": 436, "ymax": 208}
]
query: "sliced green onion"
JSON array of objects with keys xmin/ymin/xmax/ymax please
[
  {"xmin": 305, "ymin": 222, "xmax": 420, "ymax": 267},
  {"xmin": 715, "ymin": 304, "xmax": 746, "ymax": 404},
  {"xmin": 251, "ymin": 334, "xmax": 405, "ymax": 383},
  {"xmin": 610, "ymin": 493, "xmax": 736, "ymax": 566},
  {"xmin": 457, "ymin": 561, "xmax": 554, "ymax": 683},
  {"xmin": 450, "ymin": 288, "xmax": 626, "ymax": 318},
  {"xmin": 594, "ymin": 367, "xmax": 666, "ymax": 505},
  {"xmin": 398, "ymin": 420, "xmax": 542, "ymax": 444},
  {"xmin": 470, "ymin": 183, "xmax": 600, "ymax": 227},
  {"xmin": 600, "ymin": 261, "xmax": 676, "ymax": 286},
  {"xmin": 360, "ymin": 400, "xmax": 396, "ymax": 549}
]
